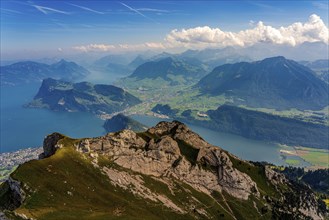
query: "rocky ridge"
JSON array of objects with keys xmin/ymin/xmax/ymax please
[{"xmin": 1, "ymin": 121, "xmax": 327, "ymax": 219}]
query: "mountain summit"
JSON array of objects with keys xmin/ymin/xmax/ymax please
[
  {"xmin": 1, "ymin": 121, "xmax": 326, "ymax": 219},
  {"xmin": 197, "ymin": 56, "xmax": 328, "ymax": 110},
  {"xmin": 129, "ymin": 57, "xmax": 207, "ymax": 84},
  {"xmin": 0, "ymin": 60, "xmax": 90, "ymax": 86}
]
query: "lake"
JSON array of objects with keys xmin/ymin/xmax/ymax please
[
  {"xmin": 1, "ymin": 82, "xmax": 286, "ymax": 166},
  {"xmin": 0, "ymin": 83, "xmax": 105, "ymax": 152}
]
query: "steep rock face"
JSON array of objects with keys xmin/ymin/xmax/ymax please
[
  {"xmin": 70, "ymin": 121, "xmax": 258, "ymax": 199},
  {"xmin": 39, "ymin": 132, "xmax": 65, "ymax": 158}
]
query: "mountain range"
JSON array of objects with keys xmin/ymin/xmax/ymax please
[
  {"xmin": 177, "ymin": 42, "xmax": 328, "ymax": 63},
  {"xmin": 1, "ymin": 121, "xmax": 326, "ymax": 219},
  {"xmin": 27, "ymin": 78, "xmax": 141, "ymax": 115},
  {"xmin": 0, "ymin": 60, "xmax": 90, "ymax": 86},
  {"xmin": 300, "ymin": 59, "xmax": 329, "ymax": 84},
  {"xmin": 197, "ymin": 56, "xmax": 329, "ymax": 110}
]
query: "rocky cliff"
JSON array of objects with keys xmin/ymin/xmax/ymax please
[{"xmin": 0, "ymin": 121, "xmax": 327, "ymax": 219}]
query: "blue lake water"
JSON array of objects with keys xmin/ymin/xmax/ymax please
[
  {"xmin": 0, "ymin": 81, "xmax": 285, "ymax": 166},
  {"xmin": 0, "ymin": 83, "xmax": 105, "ymax": 152}
]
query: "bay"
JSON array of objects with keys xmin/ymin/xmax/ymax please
[{"xmin": 0, "ymin": 83, "xmax": 105, "ymax": 152}]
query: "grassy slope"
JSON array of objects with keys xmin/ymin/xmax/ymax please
[
  {"xmin": 8, "ymin": 139, "xmax": 190, "ymax": 220},
  {"xmin": 3, "ymin": 136, "xmax": 242, "ymax": 220},
  {"xmin": 2, "ymin": 134, "xmax": 299, "ymax": 219}
]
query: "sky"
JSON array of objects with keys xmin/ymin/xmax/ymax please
[{"xmin": 1, "ymin": 0, "xmax": 328, "ymax": 60}]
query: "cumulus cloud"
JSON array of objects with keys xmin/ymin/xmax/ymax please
[
  {"xmin": 72, "ymin": 14, "xmax": 328, "ymax": 53},
  {"xmin": 165, "ymin": 14, "xmax": 329, "ymax": 48}
]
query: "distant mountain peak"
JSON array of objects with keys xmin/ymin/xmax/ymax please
[
  {"xmin": 128, "ymin": 57, "xmax": 207, "ymax": 84},
  {"xmin": 1, "ymin": 60, "xmax": 89, "ymax": 86},
  {"xmin": 261, "ymin": 56, "xmax": 286, "ymax": 62},
  {"xmin": 197, "ymin": 56, "xmax": 328, "ymax": 110}
]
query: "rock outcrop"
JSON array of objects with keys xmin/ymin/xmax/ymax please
[
  {"xmin": 67, "ymin": 121, "xmax": 324, "ymax": 219},
  {"xmin": 39, "ymin": 132, "xmax": 65, "ymax": 158},
  {"xmin": 1, "ymin": 121, "xmax": 327, "ymax": 220}
]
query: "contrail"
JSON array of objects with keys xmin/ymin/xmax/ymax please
[
  {"xmin": 68, "ymin": 3, "xmax": 104, "ymax": 14},
  {"xmin": 119, "ymin": 2, "xmax": 158, "ymax": 23},
  {"xmin": 32, "ymin": 5, "xmax": 70, "ymax": 15}
]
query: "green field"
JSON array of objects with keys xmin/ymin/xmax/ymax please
[
  {"xmin": 285, "ymin": 159, "xmax": 301, "ymax": 166},
  {"xmin": 280, "ymin": 145, "xmax": 329, "ymax": 169},
  {"xmin": 295, "ymin": 147, "xmax": 329, "ymax": 169},
  {"xmin": 118, "ymin": 77, "xmax": 329, "ymax": 128}
]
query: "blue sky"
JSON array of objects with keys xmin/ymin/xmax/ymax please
[{"xmin": 1, "ymin": 1, "xmax": 328, "ymax": 59}]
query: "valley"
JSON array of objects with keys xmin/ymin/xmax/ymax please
[
  {"xmin": 1, "ymin": 55, "xmax": 328, "ymax": 170},
  {"xmin": 1, "ymin": 2, "xmax": 328, "ymax": 219}
]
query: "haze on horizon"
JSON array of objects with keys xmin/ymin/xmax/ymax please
[{"xmin": 1, "ymin": 0, "xmax": 328, "ymax": 61}]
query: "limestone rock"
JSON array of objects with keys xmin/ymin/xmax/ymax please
[
  {"xmin": 39, "ymin": 133, "xmax": 65, "ymax": 158},
  {"xmin": 77, "ymin": 139, "xmax": 91, "ymax": 153},
  {"xmin": 25, "ymin": 121, "xmax": 326, "ymax": 220}
]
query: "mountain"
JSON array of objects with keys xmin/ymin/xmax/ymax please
[
  {"xmin": 300, "ymin": 59, "xmax": 329, "ymax": 84},
  {"xmin": 1, "ymin": 121, "xmax": 327, "ymax": 219},
  {"xmin": 128, "ymin": 55, "xmax": 147, "ymax": 69},
  {"xmin": 103, "ymin": 114, "xmax": 147, "ymax": 132},
  {"xmin": 197, "ymin": 56, "xmax": 329, "ymax": 110},
  {"xmin": 180, "ymin": 47, "xmax": 252, "ymax": 69},
  {"xmin": 178, "ymin": 42, "xmax": 328, "ymax": 66},
  {"xmin": 203, "ymin": 105, "xmax": 329, "ymax": 149},
  {"xmin": 152, "ymin": 104, "xmax": 178, "ymax": 117},
  {"xmin": 300, "ymin": 59, "xmax": 329, "ymax": 70},
  {"xmin": 50, "ymin": 59, "xmax": 90, "ymax": 80},
  {"xmin": 128, "ymin": 57, "xmax": 207, "ymax": 85},
  {"xmin": 91, "ymin": 54, "xmax": 136, "ymax": 75},
  {"xmin": 93, "ymin": 54, "xmax": 133, "ymax": 67},
  {"xmin": 0, "ymin": 60, "xmax": 90, "ymax": 86},
  {"xmin": 27, "ymin": 78, "xmax": 141, "ymax": 114}
]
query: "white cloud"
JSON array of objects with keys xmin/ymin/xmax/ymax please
[
  {"xmin": 72, "ymin": 14, "xmax": 328, "ymax": 53},
  {"xmin": 72, "ymin": 44, "xmax": 115, "ymax": 52},
  {"xmin": 73, "ymin": 42, "xmax": 165, "ymax": 52},
  {"xmin": 165, "ymin": 14, "xmax": 329, "ymax": 48}
]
